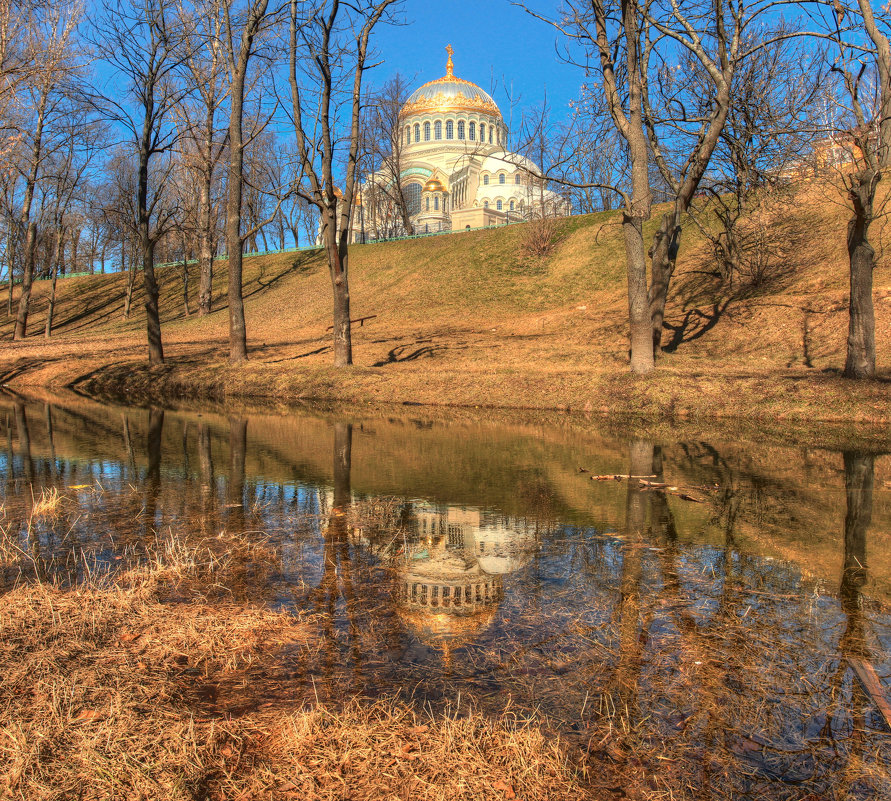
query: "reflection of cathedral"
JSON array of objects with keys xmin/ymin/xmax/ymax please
[
  {"xmin": 354, "ymin": 501, "xmax": 538, "ymax": 656},
  {"xmin": 350, "ymin": 46, "xmax": 570, "ymax": 242}
]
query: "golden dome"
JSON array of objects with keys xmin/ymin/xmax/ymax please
[
  {"xmin": 399, "ymin": 45, "xmax": 502, "ymax": 120},
  {"xmin": 423, "ymin": 178, "xmax": 444, "ymax": 192}
]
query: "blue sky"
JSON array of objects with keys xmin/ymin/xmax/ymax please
[{"xmin": 370, "ymin": 1, "xmax": 580, "ymax": 130}]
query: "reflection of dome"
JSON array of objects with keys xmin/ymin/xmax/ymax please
[
  {"xmin": 396, "ymin": 607, "xmax": 497, "ymax": 651},
  {"xmin": 399, "ymin": 46, "xmax": 502, "ymax": 120}
]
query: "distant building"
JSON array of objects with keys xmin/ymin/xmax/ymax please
[{"xmin": 349, "ymin": 46, "xmax": 570, "ymax": 243}]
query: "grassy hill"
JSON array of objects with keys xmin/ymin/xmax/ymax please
[{"xmin": 0, "ymin": 179, "xmax": 889, "ymax": 424}]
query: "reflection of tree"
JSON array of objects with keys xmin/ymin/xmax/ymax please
[
  {"xmin": 835, "ymin": 451, "xmax": 874, "ymax": 794},
  {"xmin": 143, "ymin": 408, "xmax": 164, "ymax": 534},
  {"xmin": 227, "ymin": 416, "xmax": 247, "ymax": 532},
  {"xmin": 197, "ymin": 422, "xmax": 215, "ymax": 534},
  {"xmin": 14, "ymin": 401, "xmax": 33, "ymax": 482},
  {"xmin": 613, "ymin": 441, "xmax": 649, "ymax": 745},
  {"xmin": 316, "ymin": 423, "xmax": 361, "ymax": 689}
]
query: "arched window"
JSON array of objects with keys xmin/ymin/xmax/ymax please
[
  {"xmin": 425, "ymin": 196, "xmax": 430, "ymax": 211},
  {"xmin": 469, "ymin": 122, "xmax": 475, "ymax": 140},
  {"xmin": 483, "ymin": 201, "xmax": 489, "ymax": 209},
  {"xmin": 405, "ymin": 126, "xmax": 410, "ymax": 146},
  {"xmin": 434, "ymin": 120, "xmax": 442, "ymax": 140},
  {"xmin": 414, "ymin": 124, "xmax": 420, "ymax": 143},
  {"xmin": 489, "ymin": 127, "xmax": 493, "ymax": 144},
  {"xmin": 496, "ymin": 200, "xmax": 503, "ymax": 210},
  {"xmin": 515, "ymin": 174, "xmax": 521, "ymax": 184},
  {"xmin": 483, "ymin": 175, "xmax": 489, "ymax": 185},
  {"xmin": 405, "ymin": 182, "xmax": 422, "ymax": 215},
  {"xmin": 434, "ymin": 196, "xmax": 439, "ymax": 210},
  {"xmin": 499, "ymin": 173, "xmax": 505, "ymax": 184},
  {"xmin": 424, "ymin": 122, "xmax": 431, "ymax": 141},
  {"xmin": 509, "ymin": 200, "xmax": 514, "ymax": 211},
  {"xmin": 457, "ymin": 120, "xmax": 465, "ymax": 140},
  {"xmin": 480, "ymin": 123, "xmax": 486, "ymax": 142},
  {"xmin": 446, "ymin": 120, "xmax": 453, "ymax": 140}
]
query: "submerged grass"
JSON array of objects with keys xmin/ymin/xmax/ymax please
[{"xmin": 0, "ymin": 532, "xmax": 598, "ymax": 801}]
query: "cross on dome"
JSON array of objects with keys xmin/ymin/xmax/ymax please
[{"xmin": 445, "ymin": 44, "xmax": 454, "ymax": 78}]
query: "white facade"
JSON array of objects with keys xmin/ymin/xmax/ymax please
[{"xmin": 350, "ymin": 46, "xmax": 570, "ymax": 242}]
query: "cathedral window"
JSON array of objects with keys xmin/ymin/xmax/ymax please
[
  {"xmin": 489, "ymin": 127, "xmax": 493, "ymax": 144},
  {"xmin": 426, "ymin": 196, "xmax": 430, "ymax": 211},
  {"xmin": 483, "ymin": 175, "xmax": 489, "ymax": 185},
  {"xmin": 483, "ymin": 201, "xmax": 489, "ymax": 208},
  {"xmin": 499, "ymin": 173, "xmax": 505, "ymax": 184},
  {"xmin": 496, "ymin": 200, "xmax": 502, "ymax": 210},
  {"xmin": 515, "ymin": 174, "xmax": 521, "ymax": 184},
  {"xmin": 414, "ymin": 124, "xmax": 420, "ymax": 143},
  {"xmin": 405, "ymin": 126, "xmax": 409, "ymax": 146},
  {"xmin": 446, "ymin": 120, "xmax": 453, "ymax": 139},
  {"xmin": 469, "ymin": 122, "xmax": 475, "ymax": 140},
  {"xmin": 405, "ymin": 182, "xmax": 422, "ymax": 216},
  {"xmin": 480, "ymin": 123, "xmax": 486, "ymax": 142},
  {"xmin": 457, "ymin": 120, "xmax": 465, "ymax": 139},
  {"xmin": 434, "ymin": 120, "xmax": 442, "ymax": 140},
  {"xmin": 510, "ymin": 200, "xmax": 515, "ymax": 210},
  {"xmin": 424, "ymin": 122, "xmax": 430, "ymax": 141},
  {"xmin": 434, "ymin": 196, "xmax": 439, "ymax": 210}
]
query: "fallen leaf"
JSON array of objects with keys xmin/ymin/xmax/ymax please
[
  {"xmin": 68, "ymin": 484, "xmax": 91, "ymax": 490},
  {"xmin": 119, "ymin": 631, "xmax": 140, "ymax": 643},
  {"xmin": 410, "ymin": 725, "xmax": 429, "ymax": 735},
  {"xmin": 73, "ymin": 709, "xmax": 103, "ymax": 723},
  {"xmin": 493, "ymin": 779, "xmax": 516, "ymax": 799}
]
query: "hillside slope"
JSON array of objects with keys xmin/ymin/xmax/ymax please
[{"xmin": 0, "ymin": 179, "xmax": 889, "ymax": 422}]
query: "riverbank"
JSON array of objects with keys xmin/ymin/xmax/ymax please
[{"xmin": 1, "ymin": 332, "xmax": 889, "ymax": 434}]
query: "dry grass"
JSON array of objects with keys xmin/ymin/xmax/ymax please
[
  {"xmin": 0, "ymin": 535, "xmax": 598, "ymax": 801},
  {"xmin": 29, "ymin": 488, "xmax": 63, "ymax": 519}
]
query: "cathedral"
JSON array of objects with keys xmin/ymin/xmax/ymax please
[{"xmin": 349, "ymin": 46, "xmax": 570, "ymax": 242}]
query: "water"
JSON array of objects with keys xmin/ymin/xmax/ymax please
[{"xmin": 1, "ymin": 391, "xmax": 889, "ymax": 798}]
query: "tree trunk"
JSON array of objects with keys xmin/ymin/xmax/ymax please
[
  {"xmin": 124, "ymin": 246, "xmax": 137, "ymax": 319},
  {"xmin": 181, "ymin": 233, "xmax": 191, "ymax": 316},
  {"xmin": 198, "ymin": 160, "xmax": 214, "ymax": 315},
  {"xmin": 44, "ymin": 227, "xmax": 65, "ymax": 338},
  {"xmin": 6, "ymin": 229, "xmax": 16, "ymax": 317},
  {"xmin": 142, "ymin": 236, "xmax": 163, "ymax": 364},
  {"xmin": 13, "ymin": 94, "xmax": 47, "ymax": 341},
  {"xmin": 226, "ymin": 39, "xmax": 251, "ymax": 364},
  {"xmin": 326, "ymin": 216, "xmax": 352, "ymax": 366},
  {"xmin": 648, "ymin": 210, "xmax": 682, "ymax": 355},
  {"xmin": 843, "ymin": 170, "xmax": 877, "ymax": 379},
  {"xmin": 624, "ymin": 214, "xmax": 654, "ymax": 374},
  {"xmin": 14, "ymin": 221, "xmax": 38, "ymax": 340}
]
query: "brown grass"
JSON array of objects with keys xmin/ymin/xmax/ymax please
[
  {"xmin": 0, "ymin": 536, "xmax": 598, "ymax": 801},
  {"xmin": 0, "ymin": 179, "xmax": 888, "ymax": 425}
]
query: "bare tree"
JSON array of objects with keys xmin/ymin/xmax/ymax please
[
  {"xmin": 218, "ymin": 0, "xmax": 279, "ymax": 363},
  {"xmin": 182, "ymin": 1, "xmax": 229, "ymax": 316},
  {"xmin": 287, "ymin": 0, "xmax": 400, "ymax": 367},
  {"xmin": 43, "ymin": 113, "xmax": 103, "ymax": 337},
  {"xmin": 363, "ymin": 73, "xmax": 415, "ymax": 236},
  {"xmin": 89, "ymin": 0, "xmax": 191, "ymax": 364},
  {"xmin": 12, "ymin": 2, "xmax": 80, "ymax": 340},
  {"xmin": 826, "ymin": 1, "xmax": 891, "ymax": 379}
]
